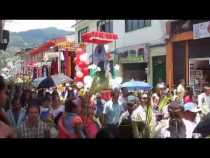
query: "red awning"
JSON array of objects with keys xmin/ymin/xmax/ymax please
[
  {"xmin": 30, "ymin": 40, "xmax": 55, "ymax": 56},
  {"xmin": 82, "ymin": 31, "xmax": 118, "ymax": 44}
]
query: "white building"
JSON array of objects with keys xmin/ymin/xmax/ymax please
[{"xmin": 74, "ymin": 20, "xmax": 168, "ymax": 86}]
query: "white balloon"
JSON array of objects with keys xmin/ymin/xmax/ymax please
[
  {"xmin": 115, "ymin": 77, "xmax": 123, "ymax": 84},
  {"xmin": 114, "ymin": 64, "xmax": 120, "ymax": 71},
  {"xmin": 79, "ymin": 54, "xmax": 89, "ymax": 65},
  {"xmin": 84, "ymin": 75, "xmax": 93, "ymax": 84},
  {"xmin": 75, "ymin": 65, "xmax": 81, "ymax": 71},
  {"xmin": 77, "ymin": 82, "xmax": 84, "ymax": 89},
  {"xmin": 76, "ymin": 71, "xmax": 83, "ymax": 78}
]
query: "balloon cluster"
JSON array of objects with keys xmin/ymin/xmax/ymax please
[{"xmin": 74, "ymin": 48, "xmax": 89, "ymax": 89}]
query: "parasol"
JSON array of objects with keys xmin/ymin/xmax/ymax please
[
  {"xmin": 121, "ymin": 79, "xmax": 152, "ymax": 91},
  {"xmin": 32, "ymin": 74, "xmax": 73, "ymax": 89},
  {"xmin": 82, "ymin": 31, "xmax": 118, "ymax": 44}
]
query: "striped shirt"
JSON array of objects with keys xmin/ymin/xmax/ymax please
[{"xmin": 17, "ymin": 119, "xmax": 50, "ymax": 138}]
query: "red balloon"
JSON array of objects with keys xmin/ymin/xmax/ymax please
[
  {"xmin": 82, "ymin": 67, "xmax": 89, "ymax": 76},
  {"xmin": 74, "ymin": 56, "xmax": 79, "ymax": 63},
  {"xmin": 78, "ymin": 62, "xmax": 86, "ymax": 69},
  {"xmin": 75, "ymin": 76, "xmax": 83, "ymax": 82}
]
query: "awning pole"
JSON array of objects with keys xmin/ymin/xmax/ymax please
[{"xmin": 92, "ymin": 44, "xmax": 94, "ymax": 64}]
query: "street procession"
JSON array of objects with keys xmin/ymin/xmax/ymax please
[{"xmin": 0, "ymin": 20, "xmax": 210, "ymax": 138}]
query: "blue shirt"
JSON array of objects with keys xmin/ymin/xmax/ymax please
[{"xmin": 103, "ymin": 100, "xmax": 124, "ymax": 125}]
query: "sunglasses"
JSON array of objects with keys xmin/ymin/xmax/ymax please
[{"xmin": 142, "ymin": 97, "xmax": 148, "ymax": 100}]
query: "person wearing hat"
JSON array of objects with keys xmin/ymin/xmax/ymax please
[
  {"xmin": 198, "ymin": 84, "xmax": 210, "ymax": 116},
  {"xmin": 152, "ymin": 83, "xmax": 170, "ymax": 118},
  {"xmin": 118, "ymin": 95, "xmax": 138, "ymax": 138},
  {"xmin": 153, "ymin": 101, "xmax": 186, "ymax": 138},
  {"xmin": 176, "ymin": 79, "xmax": 186, "ymax": 104},
  {"xmin": 102, "ymin": 88, "xmax": 124, "ymax": 138},
  {"xmin": 131, "ymin": 93, "xmax": 155, "ymax": 138},
  {"xmin": 182, "ymin": 102, "xmax": 201, "ymax": 138}
]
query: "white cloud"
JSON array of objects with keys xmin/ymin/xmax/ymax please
[{"xmin": 4, "ymin": 20, "xmax": 76, "ymax": 32}]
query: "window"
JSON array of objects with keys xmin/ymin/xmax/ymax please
[
  {"xmin": 125, "ymin": 20, "xmax": 151, "ymax": 32},
  {"xmin": 78, "ymin": 27, "xmax": 88, "ymax": 43},
  {"xmin": 97, "ymin": 20, "xmax": 113, "ymax": 32},
  {"xmin": 129, "ymin": 50, "xmax": 137, "ymax": 56}
]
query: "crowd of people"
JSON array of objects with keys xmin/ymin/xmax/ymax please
[{"xmin": 0, "ymin": 75, "xmax": 210, "ymax": 138}]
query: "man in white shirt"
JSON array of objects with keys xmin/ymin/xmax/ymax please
[
  {"xmin": 198, "ymin": 85, "xmax": 210, "ymax": 116},
  {"xmin": 102, "ymin": 88, "xmax": 124, "ymax": 137},
  {"xmin": 118, "ymin": 95, "xmax": 138, "ymax": 138},
  {"xmin": 182, "ymin": 102, "xmax": 201, "ymax": 138},
  {"xmin": 131, "ymin": 93, "xmax": 155, "ymax": 138}
]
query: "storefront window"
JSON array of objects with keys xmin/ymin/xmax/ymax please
[{"xmin": 125, "ymin": 20, "xmax": 151, "ymax": 32}]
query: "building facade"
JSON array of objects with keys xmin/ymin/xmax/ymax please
[
  {"xmin": 166, "ymin": 20, "xmax": 210, "ymax": 94},
  {"xmin": 74, "ymin": 20, "xmax": 168, "ymax": 85}
]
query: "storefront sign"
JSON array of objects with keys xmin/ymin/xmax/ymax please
[
  {"xmin": 119, "ymin": 55, "xmax": 144, "ymax": 63},
  {"xmin": 193, "ymin": 21, "xmax": 210, "ymax": 39}
]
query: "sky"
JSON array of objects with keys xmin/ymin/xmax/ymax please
[{"xmin": 4, "ymin": 20, "xmax": 76, "ymax": 32}]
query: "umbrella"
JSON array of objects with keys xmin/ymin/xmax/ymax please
[
  {"xmin": 121, "ymin": 79, "xmax": 152, "ymax": 91},
  {"xmin": 32, "ymin": 76, "xmax": 46, "ymax": 87},
  {"xmin": 33, "ymin": 74, "xmax": 73, "ymax": 89},
  {"xmin": 38, "ymin": 77, "xmax": 55, "ymax": 89}
]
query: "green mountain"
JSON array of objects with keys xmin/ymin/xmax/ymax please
[
  {"xmin": 8, "ymin": 27, "xmax": 74, "ymax": 49},
  {"xmin": 0, "ymin": 27, "xmax": 74, "ymax": 70}
]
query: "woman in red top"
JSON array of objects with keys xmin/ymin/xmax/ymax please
[
  {"xmin": 83, "ymin": 101, "xmax": 101, "ymax": 138},
  {"xmin": 184, "ymin": 87, "xmax": 194, "ymax": 104},
  {"xmin": 58, "ymin": 97, "xmax": 85, "ymax": 138}
]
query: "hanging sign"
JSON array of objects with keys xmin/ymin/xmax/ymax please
[{"xmin": 193, "ymin": 21, "xmax": 210, "ymax": 39}]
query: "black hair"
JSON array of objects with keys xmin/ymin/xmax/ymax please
[
  {"xmin": 64, "ymin": 97, "xmax": 78, "ymax": 113},
  {"xmin": 11, "ymin": 96, "xmax": 21, "ymax": 106},
  {"xmin": 185, "ymin": 86, "xmax": 193, "ymax": 99},
  {"xmin": 0, "ymin": 76, "xmax": 6, "ymax": 92},
  {"xmin": 26, "ymin": 104, "xmax": 40, "ymax": 114},
  {"xmin": 52, "ymin": 91, "xmax": 59, "ymax": 100},
  {"xmin": 41, "ymin": 96, "xmax": 51, "ymax": 104},
  {"xmin": 20, "ymin": 89, "xmax": 32, "ymax": 107}
]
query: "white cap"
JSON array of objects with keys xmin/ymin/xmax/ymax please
[
  {"xmin": 156, "ymin": 83, "xmax": 165, "ymax": 89},
  {"xmin": 184, "ymin": 103, "xmax": 200, "ymax": 113}
]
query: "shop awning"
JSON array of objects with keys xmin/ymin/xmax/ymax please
[
  {"xmin": 29, "ymin": 37, "xmax": 67, "ymax": 56},
  {"xmin": 82, "ymin": 31, "xmax": 118, "ymax": 44},
  {"xmin": 30, "ymin": 41, "xmax": 55, "ymax": 56}
]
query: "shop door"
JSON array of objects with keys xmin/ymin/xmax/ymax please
[
  {"xmin": 152, "ymin": 56, "xmax": 166, "ymax": 87},
  {"xmin": 122, "ymin": 63, "xmax": 147, "ymax": 82}
]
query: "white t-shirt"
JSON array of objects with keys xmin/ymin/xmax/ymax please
[
  {"xmin": 103, "ymin": 100, "xmax": 124, "ymax": 125},
  {"xmin": 49, "ymin": 105, "xmax": 65, "ymax": 119},
  {"xmin": 131, "ymin": 105, "xmax": 147, "ymax": 122}
]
